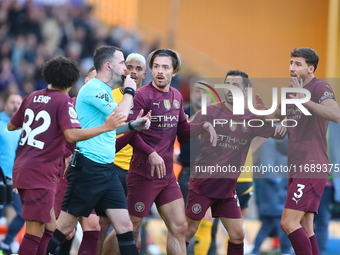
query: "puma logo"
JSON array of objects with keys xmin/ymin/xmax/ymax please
[
  {"xmin": 292, "ymin": 197, "xmax": 300, "ymax": 205},
  {"xmin": 153, "ymin": 102, "xmax": 160, "ymax": 108}
]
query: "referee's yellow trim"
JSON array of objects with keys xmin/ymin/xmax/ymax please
[{"xmin": 242, "ymin": 186, "xmax": 253, "ymax": 195}]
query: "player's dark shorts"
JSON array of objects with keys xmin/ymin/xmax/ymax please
[
  {"xmin": 185, "ymin": 189, "xmax": 242, "ymax": 220},
  {"xmin": 19, "ymin": 188, "xmax": 55, "ymax": 223},
  {"xmin": 284, "ymin": 177, "xmax": 327, "ymax": 214},
  {"xmin": 127, "ymin": 172, "xmax": 183, "ymax": 217},
  {"xmin": 115, "ymin": 164, "xmax": 128, "ymax": 196},
  {"xmin": 236, "ymin": 182, "xmax": 253, "ymax": 209},
  {"xmin": 61, "ymin": 155, "xmax": 127, "ymax": 217}
]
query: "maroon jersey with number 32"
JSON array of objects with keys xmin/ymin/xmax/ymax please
[{"xmin": 11, "ymin": 88, "xmax": 81, "ymax": 191}]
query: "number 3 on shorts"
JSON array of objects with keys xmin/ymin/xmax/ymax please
[{"xmin": 294, "ymin": 184, "xmax": 305, "ymax": 199}]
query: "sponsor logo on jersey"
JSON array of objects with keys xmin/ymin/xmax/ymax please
[
  {"xmin": 96, "ymin": 91, "xmax": 110, "ymax": 102},
  {"xmin": 135, "ymin": 202, "xmax": 145, "ymax": 212},
  {"xmin": 192, "ymin": 203, "xmax": 202, "ymax": 214},
  {"xmin": 173, "ymin": 99, "xmax": 180, "ymax": 109},
  {"xmin": 130, "ymin": 100, "xmax": 134, "ymax": 109},
  {"xmin": 164, "ymin": 100, "xmax": 171, "ymax": 110},
  {"xmin": 319, "ymin": 91, "xmax": 335, "ymax": 103},
  {"xmin": 153, "ymin": 102, "xmax": 160, "ymax": 108},
  {"xmin": 151, "ymin": 115, "xmax": 179, "ymax": 122},
  {"xmin": 33, "ymin": 95, "xmax": 51, "ymax": 104}
]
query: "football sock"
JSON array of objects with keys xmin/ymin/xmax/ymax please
[
  {"xmin": 45, "ymin": 229, "xmax": 67, "ymax": 254},
  {"xmin": 78, "ymin": 230, "xmax": 100, "ymax": 255},
  {"xmin": 37, "ymin": 229, "xmax": 53, "ymax": 255},
  {"xmin": 19, "ymin": 233, "xmax": 41, "ymax": 255},
  {"xmin": 287, "ymin": 228, "xmax": 312, "ymax": 255},
  {"xmin": 309, "ymin": 235, "xmax": 319, "ymax": 255},
  {"xmin": 227, "ymin": 241, "xmax": 243, "ymax": 255},
  {"xmin": 116, "ymin": 231, "xmax": 139, "ymax": 255},
  {"xmin": 194, "ymin": 219, "xmax": 213, "ymax": 255}
]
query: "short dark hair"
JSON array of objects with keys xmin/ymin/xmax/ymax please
[
  {"xmin": 87, "ymin": 66, "xmax": 96, "ymax": 76},
  {"xmin": 224, "ymin": 70, "xmax": 251, "ymax": 88},
  {"xmin": 93, "ymin": 45, "xmax": 123, "ymax": 72},
  {"xmin": 290, "ymin": 47, "xmax": 319, "ymax": 72},
  {"xmin": 148, "ymin": 48, "xmax": 181, "ymax": 74},
  {"xmin": 42, "ymin": 57, "xmax": 80, "ymax": 89}
]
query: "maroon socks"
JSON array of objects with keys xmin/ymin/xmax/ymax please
[
  {"xmin": 288, "ymin": 228, "xmax": 313, "ymax": 255},
  {"xmin": 78, "ymin": 230, "xmax": 100, "ymax": 255},
  {"xmin": 309, "ymin": 235, "xmax": 319, "ymax": 255},
  {"xmin": 19, "ymin": 233, "xmax": 41, "ymax": 255},
  {"xmin": 227, "ymin": 241, "xmax": 243, "ymax": 255}
]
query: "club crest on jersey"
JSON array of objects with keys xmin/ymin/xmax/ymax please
[
  {"xmin": 192, "ymin": 203, "xmax": 202, "ymax": 214},
  {"xmin": 135, "ymin": 202, "xmax": 145, "ymax": 212},
  {"xmin": 164, "ymin": 100, "xmax": 171, "ymax": 110},
  {"xmin": 242, "ymin": 122, "xmax": 249, "ymax": 132},
  {"xmin": 229, "ymin": 120, "xmax": 237, "ymax": 132},
  {"xmin": 173, "ymin": 99, "xmax": 180, "ymax": 109},
  {"xmin": 68, "ymin": 107, "xmax": 78, "ymax": 119}
]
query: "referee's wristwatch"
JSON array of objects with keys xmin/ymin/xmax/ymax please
[{"xmin": 124, "ymin": 87, "xmax": 135, "ymax": 98}]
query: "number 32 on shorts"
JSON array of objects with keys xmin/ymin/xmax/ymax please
[{"xmin": 294, "ymin": 184, "xmax": 305, "ymax": 199}]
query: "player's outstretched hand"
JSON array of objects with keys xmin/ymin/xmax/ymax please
[
  {"xmin": 254, "ymin": 94, "xmax": 268, "ymax": 110},
  {"xmin": 149, "ymin": 151, "xmax": 166, "ymax": 178},
  {"xmin": 130, "ymin": 109, "xmax": 152, "ymax": 131},
  {"xmin": 124, "ymin": 75, "xmax": 137, "ymax": 90},
  {"xmin": 289, "ymin": 78, "xmax": 305, "ymax": 99},
  {"xmin": 143, "ymin": 110, "xmax": 152, "ymax": 130},
  {"xmin": 105, "ymin": 112, "xmax": 126, "ymax": 131},
  {"xmin": 274, "ymin": 124, "xmax": 287, "ymax": 137},
  {"xmin": 203, "ymin": 122, "xmax": 217, "ymax": 147}
]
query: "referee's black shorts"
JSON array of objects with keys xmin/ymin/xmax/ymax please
[
  {"xmin": 61, "ymin": 155, "xmax": 127, "ymax": 217},
  {"xmin": 236, "ymin": 182, "xmax": 253, "ymax": 209}
]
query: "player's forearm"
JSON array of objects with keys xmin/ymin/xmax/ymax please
[
  {"xmin": 177, "ymin": 122, "xmax": 205, "ymax": 143},
  {"xmin": 64, "ymin": 125, "xmax": 109, "ymax": 143},
  {"xmin": 303, "ymin": 101, "xmax": 340, "ymax": 123},
  {"xmin": 129, "ymin": 134, "xmax": 155, "ymax": 155},
  {"xmin": 116, "ymin": 123, "xmax": 130, "ymax": 135},
  {"xmin": 113, "ymin": 94, "xmax": 133, "ymax": 117},
  {"xmin": 116, "ymin": 131, "xmax": 137, "ymax": 152}
]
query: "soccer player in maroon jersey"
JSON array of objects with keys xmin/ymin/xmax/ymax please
[
  {"xmin": 255, "ymin": 48, "xmax": 340, "ymax": 255},
  {"xmin": 7, "ymin": 57, "xmax": 125, "ymax": 255},
  {"xmin": 184, "ymin": 70, "xmax": 286, "ymax": 255},
  {"xmin": 126, "ymin": 48, "xmax": 217, "ymax": 255}
]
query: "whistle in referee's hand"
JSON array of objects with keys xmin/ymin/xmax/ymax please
[{"xmin": 70, "ymin": 147, "xmax": 80, "ymax": 167}]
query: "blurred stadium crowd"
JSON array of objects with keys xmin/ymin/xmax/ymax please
[{"xmin": 0, "ymin": 0, "xmax": 189, "ymax": 112}]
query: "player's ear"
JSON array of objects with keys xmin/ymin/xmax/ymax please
[
  {"xmin": 308, "ymin": 65, "xmax": 315, "ymax": 74},
  {"xmin": 143, "ymin": 72, "xmax": 146, "ymax": 79}
]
